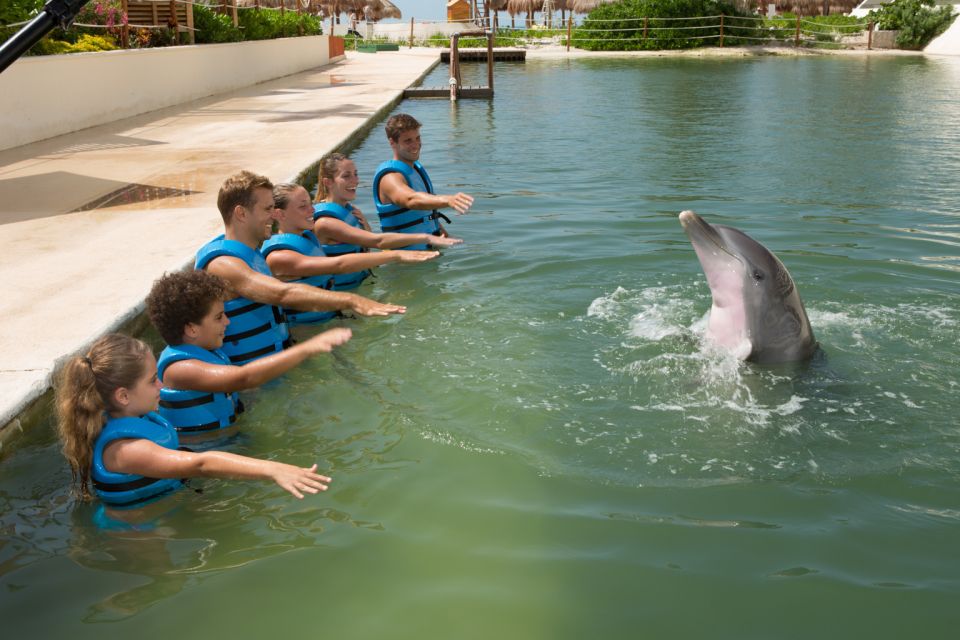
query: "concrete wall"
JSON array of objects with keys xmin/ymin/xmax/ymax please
[{"xmin": 0, "ymin": 36, "xmax": 338, "ymax": 151}]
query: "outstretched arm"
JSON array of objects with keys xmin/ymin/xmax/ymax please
[
  {"xmin": 315, "ymin": 217, "xmax": 463, "ymax": 250},
  {"xmin": 163, "ymin": 328, "xmax": 352, "ymax": 394},
  {"xmin": 378, "ymin": 173, "xmax": 474, "ymax": 215},
  {"xmin": 103, "ymin": 439, "xmax": 332, "ymax": 499},
  {"xmin": 206, "ymin": 256, "xmax": 405, "ymax": 317},
  {"xmin": 265, "ymin": 247, "xmax": 438, "ymax": 280}
]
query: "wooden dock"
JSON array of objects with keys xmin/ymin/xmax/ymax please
[
  {"xmin": 439, "ymin": 48, "xmax": 526, "ymax": 63},
  {"xmin": 403, "ymin": 86, "xmax": 494, "ymax": 99}
]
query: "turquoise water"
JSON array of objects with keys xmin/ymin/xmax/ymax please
[{"xmin": 2, "ymin": 55, "xmax": 960, "ymax": 637}]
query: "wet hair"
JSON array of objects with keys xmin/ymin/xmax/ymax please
[
  {"xmin": 315, "ymin": 153, "xmax": 349, "ymax": 203},
  {"xmin": 56, "ymin": 334, "xmax": 153, "ymax": 501},
  {"xmin": 146, "ymin": 270, "xmax": 228, "ymax": 346},
  {"xmin": 217, "ymin": 170, "xmax": 274, "ymax": 224},
  {"xmin": 273, "ymin": 182, "xmax": 306, "ymax": 211},
  {"xmin": 384, "ymin": 113, "xmax": 421, "ymax": 142}
]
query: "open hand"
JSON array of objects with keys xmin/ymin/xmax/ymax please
[
  {"xmin": 303, "ymin": 327, "xmax": 352, "ymax": 354},
  {"xmin": 397, "ymin": 250, "xmax": 440, "ymax": 263},
  {"xmin": 351, "ymin": 296, "xmax": 406, "ymax": 317},
  {"xmin": 273, "ymin": 463, "xmax": 332, "ymax": 499},
  {"xmin": 446, "ymin": 192, "xmax": 474, "ymax": 215},
  {"xmin": 428, "ymin": 235, "xmax": 463, "ymax": 248}
]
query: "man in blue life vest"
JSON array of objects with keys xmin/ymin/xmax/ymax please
[
  {"xmin": 196, "ymin": 170, "xmax": 405, "ymax": 365},
  {"xmin": 372, "ymin": 113, "xmax": 474, "ymax": 251}
]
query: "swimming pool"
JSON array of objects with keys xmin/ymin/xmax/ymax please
[{"xmin": 2, "ymin": 54, "xmax": 959, "ymax": 637}]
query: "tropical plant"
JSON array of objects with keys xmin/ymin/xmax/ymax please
[
  {"xmin": 193, "ymin": 4, "xmax": 242, "ymax": 43},
  {"xmin": 867, "ymin": 0, "xmax": 957, "ymax": 49}
]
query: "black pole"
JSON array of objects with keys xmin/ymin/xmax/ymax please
[{"xmin": 0, "ymin": 0, "xmax": 92, "ymax": 75}]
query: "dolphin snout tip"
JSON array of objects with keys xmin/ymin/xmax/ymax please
[{"xmin": 679, "ymin": 210, "xmax": 697, "ymax": 226}]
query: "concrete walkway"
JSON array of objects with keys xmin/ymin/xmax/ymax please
[{"xmin": 0, "ymin": 49, "xmax": 439, "ymax": 443}]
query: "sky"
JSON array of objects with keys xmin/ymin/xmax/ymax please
[{"xmin": 384, "ymin": 0, "xmax": 449, "ymax": 22}]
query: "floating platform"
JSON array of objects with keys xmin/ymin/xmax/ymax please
[
  {"xmin": 403, "ymin": 86, "xmax": 494, "ymax": 99},
  {"xmin": 440, "ymin": 48, "xmax": 526, "ymax": 62},
  {"xmin": 357, "ymin": 43, "xmax": 400, "ymax": 53}
]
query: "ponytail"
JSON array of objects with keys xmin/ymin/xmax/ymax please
[{"xmin": 55, "ymin": 334, "xmax": 152, "ymax": 501}]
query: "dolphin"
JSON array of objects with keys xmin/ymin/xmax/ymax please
[{"xmin": 679, "ymin": 210, "xmax": 817, "ymax": 364}]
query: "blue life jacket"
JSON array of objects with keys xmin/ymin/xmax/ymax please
[
  {"xmin": 372, "ymin": 160, "xmax": 450, "ymax": 251},
  {"xmin": 260, "ymin": 231, "xmax": 338, "ymax": 326},
  {"xmin": 312, "ymin": 201, "xmax": 372, "ymax": 290},
  {"xmin": 196, "ymin": 235, "xmax": 290, "ymax": 364},
  {"xmin": 157, "ymin": 344, "xmax": 242, "ymax": 436},
  {"xmin": 92, "ymin": 413, "xmax": 184, "ymax": 508}
]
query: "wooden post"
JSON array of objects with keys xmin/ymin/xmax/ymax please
[
  {"xmin": 255, "ymin": 0, "xmax": 260, "ymax": 9},
  {"xmin": 867, "ymin": 21, "xmax": 873, "ymax": 49},
  {"xmin": 566, "ymin": 15, "xmax": 572, "ymax": 52},
  {"xmin": 719, "ymin": 14, "xmax": 724, "ymax": 47},
  {"xmin": 450, "ymin": 34, "xmax": 459, "ymax": 102},
  {"xmin": 410, "ymin": 17, "xmax": 414, "ymax": 48},
  {"xmin": 169, "ymin": 0, "xmax": 179, "ymax": 44},
  {"xmin": 120, "ymin": 0, "xmax": 129, "ymax": 48},
  {"xmin": 231, "ymin": 0, "xmax": 238, "ymax": 28},
  {"xmin": 795, "ymin": 13, "xmax": 801, "ymax": 47},
  {"xmin": 297, "ymin": 0, "xmax": 303, "ymax": 37},
  {"xmin": 486, "ymin": 30, "xmax": 493, "ymax": 92}
]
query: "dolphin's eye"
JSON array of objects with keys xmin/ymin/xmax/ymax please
[{"xmin": 752, "ymin": 270, "xmax": 764, "ymax": 281}]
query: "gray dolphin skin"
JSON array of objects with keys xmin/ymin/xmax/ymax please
[{"xmin": 679, "ymin": 210, "xmax": 817, "ymax": 364}]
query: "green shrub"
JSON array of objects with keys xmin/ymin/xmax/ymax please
[
  {"xmin": 239, "ymin": 8, "xmax": 322, "ymax": 41},
  {"xmin": 867, "ymin": 0, "xmax": 957, "ymax": 49},
  {"xmin": 194, "ymin": 5, "xmax": 241, "ymax": 43},
  {"xmin": 572, "ymin": 0, "xmax": 762, "ymax": 51},
  {"xmin": 0, "ymin": 0, "xmax": 43, "ymax": 28}
]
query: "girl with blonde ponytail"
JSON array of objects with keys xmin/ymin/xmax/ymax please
[{"xmin": 56, "ymin": 334, "xmax": 333, "ymax": 516}]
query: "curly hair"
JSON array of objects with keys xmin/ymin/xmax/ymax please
[
  {"xmin": 385, "ymin": 113, "xmax": 421, "ymax": 142},
  {"xmin": 146, "ymin": 270, "xmax": 228, "ymax": 346},
  {"xmin": 217, "ymin": 170, "xmax": 274, "ymax": 224}
]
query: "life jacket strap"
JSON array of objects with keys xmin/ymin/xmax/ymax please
[
  {"xmin": 225, "ymin": 301, "xmax": 265, "ymax": 318},
  {"xmin": 175, "ymin": 412, "xmax": 239, "ymax": 434}
]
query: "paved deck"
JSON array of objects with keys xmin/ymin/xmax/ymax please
[{"xmin": 0, "ymin": 49, "xmax": 440, "ymax": 442}]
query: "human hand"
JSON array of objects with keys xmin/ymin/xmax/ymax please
[
  {"xmin": 446, "ymin": 192, "xmax": 474, "ymax": 215},
  {"xmin": 350, "ymin": 295, "xmax": 406, "ymax": 317},
  {"xmin": 272, "ymin": 463, "xmax": 331, "ymax": 499},
  {"xmin": 397, "ymin": 250, "xmax": 440, "ymax": 263},
  {"xmin": 428, "ymin": 235, "xmax": 463, "ymax": 248},
  {"xmin": 303, "ymin": 327, "xmax": 352, "ymax": 354},
  {"xmin": 353, "ymin": 209, "xmax": 372, "ymax": 232}
]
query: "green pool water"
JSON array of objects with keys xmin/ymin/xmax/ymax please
[{"xmin": 2, "ymin": 55, "xmax": 959, "ymax": 638}]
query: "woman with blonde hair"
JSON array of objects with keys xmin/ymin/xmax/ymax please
[{"xmin": 309, "ymin": 153, "xmax": 463, "ymax": 290}]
